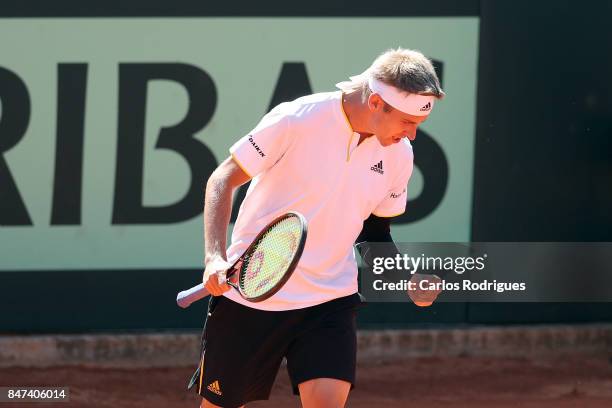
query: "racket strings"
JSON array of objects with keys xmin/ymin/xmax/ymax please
[{"xmin": 239, "ymin": 216, "xmax": 302, "ymax": 298}]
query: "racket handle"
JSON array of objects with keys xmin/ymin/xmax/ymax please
[{"xmin": 176, "ymin": 283, "xmax": 210, "ymax": 308}]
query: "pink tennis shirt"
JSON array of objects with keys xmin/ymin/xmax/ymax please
[{"xmin": 223, "ymin": 91, "xmax": 413, "ymax": 310}]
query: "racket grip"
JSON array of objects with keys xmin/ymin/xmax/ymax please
[{"xmin": 176, "ymin": 283, "xmax": 210, "ymax": 308}]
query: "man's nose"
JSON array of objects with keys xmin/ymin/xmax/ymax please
[{"xmin": 403, "ymin": 127, "xmax": 417, "ymax": 139}]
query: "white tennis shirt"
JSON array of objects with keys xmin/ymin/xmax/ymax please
[{"xmin": 223, "ymin": 91, "xmax": 413, "ymax": 310}]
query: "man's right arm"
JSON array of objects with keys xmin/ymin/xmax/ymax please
[{"xmin": 202, "ymin": 156, "xmax": 251, "ymax": 296}]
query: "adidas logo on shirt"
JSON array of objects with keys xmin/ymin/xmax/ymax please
[
  {"xmin": 370, "ymin": 160, "xmax": 384, "ymax": 175},
  {"xmin": 420, "ymin": 102, "xmax": 432, "ymax": 112},
  {"xmin": 207, "ymin": 380, "xmax": 223, "ymax": 396}
]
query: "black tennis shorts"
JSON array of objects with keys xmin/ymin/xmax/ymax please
[{"xmin": 188, "ymin": 293, "xmax": 363, "ymax": 408}]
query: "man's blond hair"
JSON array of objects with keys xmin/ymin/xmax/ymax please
[{"xmin": 343, "ymin": 48, "xmax": 445, "ymax": 102}]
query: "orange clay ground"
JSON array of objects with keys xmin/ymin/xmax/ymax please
[{"xmin": 1, "ymin": 355, "xmax": 612, "ymax": 407}]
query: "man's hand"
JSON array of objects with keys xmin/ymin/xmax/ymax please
[
  {"xmin": 203, "ymin": 256, "xmax": 233, "ymax": 296},
  {"xmin": 408, "ymin": 273, "xmax": 443, "ymax": 307}
]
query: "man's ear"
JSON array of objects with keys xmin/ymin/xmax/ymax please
[{"xmin": 367, "ymin": 93, "xmax": 384, "ymax": 112}]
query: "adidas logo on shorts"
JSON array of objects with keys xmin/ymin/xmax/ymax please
[{"xmin": 207, "ymin": 380, "xmax": 223, "ymax": 396}]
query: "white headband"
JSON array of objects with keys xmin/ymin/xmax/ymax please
[
  {"xmin": 336, "ymin": 72, "xmax": 435, "ymax": 116},
  {"xmin": 368, "ymin": 77, "xmax": 435, "ymax": 116}
]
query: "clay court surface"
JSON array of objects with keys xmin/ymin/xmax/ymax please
[{"xmin": 2, "ymin": 355, "xmax": 612, "ymax": 407}]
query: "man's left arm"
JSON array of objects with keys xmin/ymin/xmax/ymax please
[{"xmin": 356, "ymin": 214, "xmax": 443, "ymax": 307}]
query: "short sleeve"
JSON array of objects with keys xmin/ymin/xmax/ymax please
[
  {"xmin": 229, "ymin": 105, "xmax": 292, "ymax": 178},
  {"xmin": 372, "ymin": 147, "xmax": 414, "ymax": 218}
]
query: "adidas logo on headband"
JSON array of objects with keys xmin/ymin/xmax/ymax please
[{"xmin": 420, "ymin": 102, "xmax": 432, "ymax": 112}]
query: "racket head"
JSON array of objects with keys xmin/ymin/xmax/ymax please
[{"xmin": 235, "ymin": 211, "xmax": 307, "ymax": 302}]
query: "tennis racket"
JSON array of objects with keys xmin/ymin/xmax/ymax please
[{"xmin": 176, "ymin": 211, "xmax": 308, "ymax": 308}]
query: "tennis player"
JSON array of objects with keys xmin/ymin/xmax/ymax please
[{"xmin": 192, "ymin": 48, "xmax": 445, "ymax": 408}]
